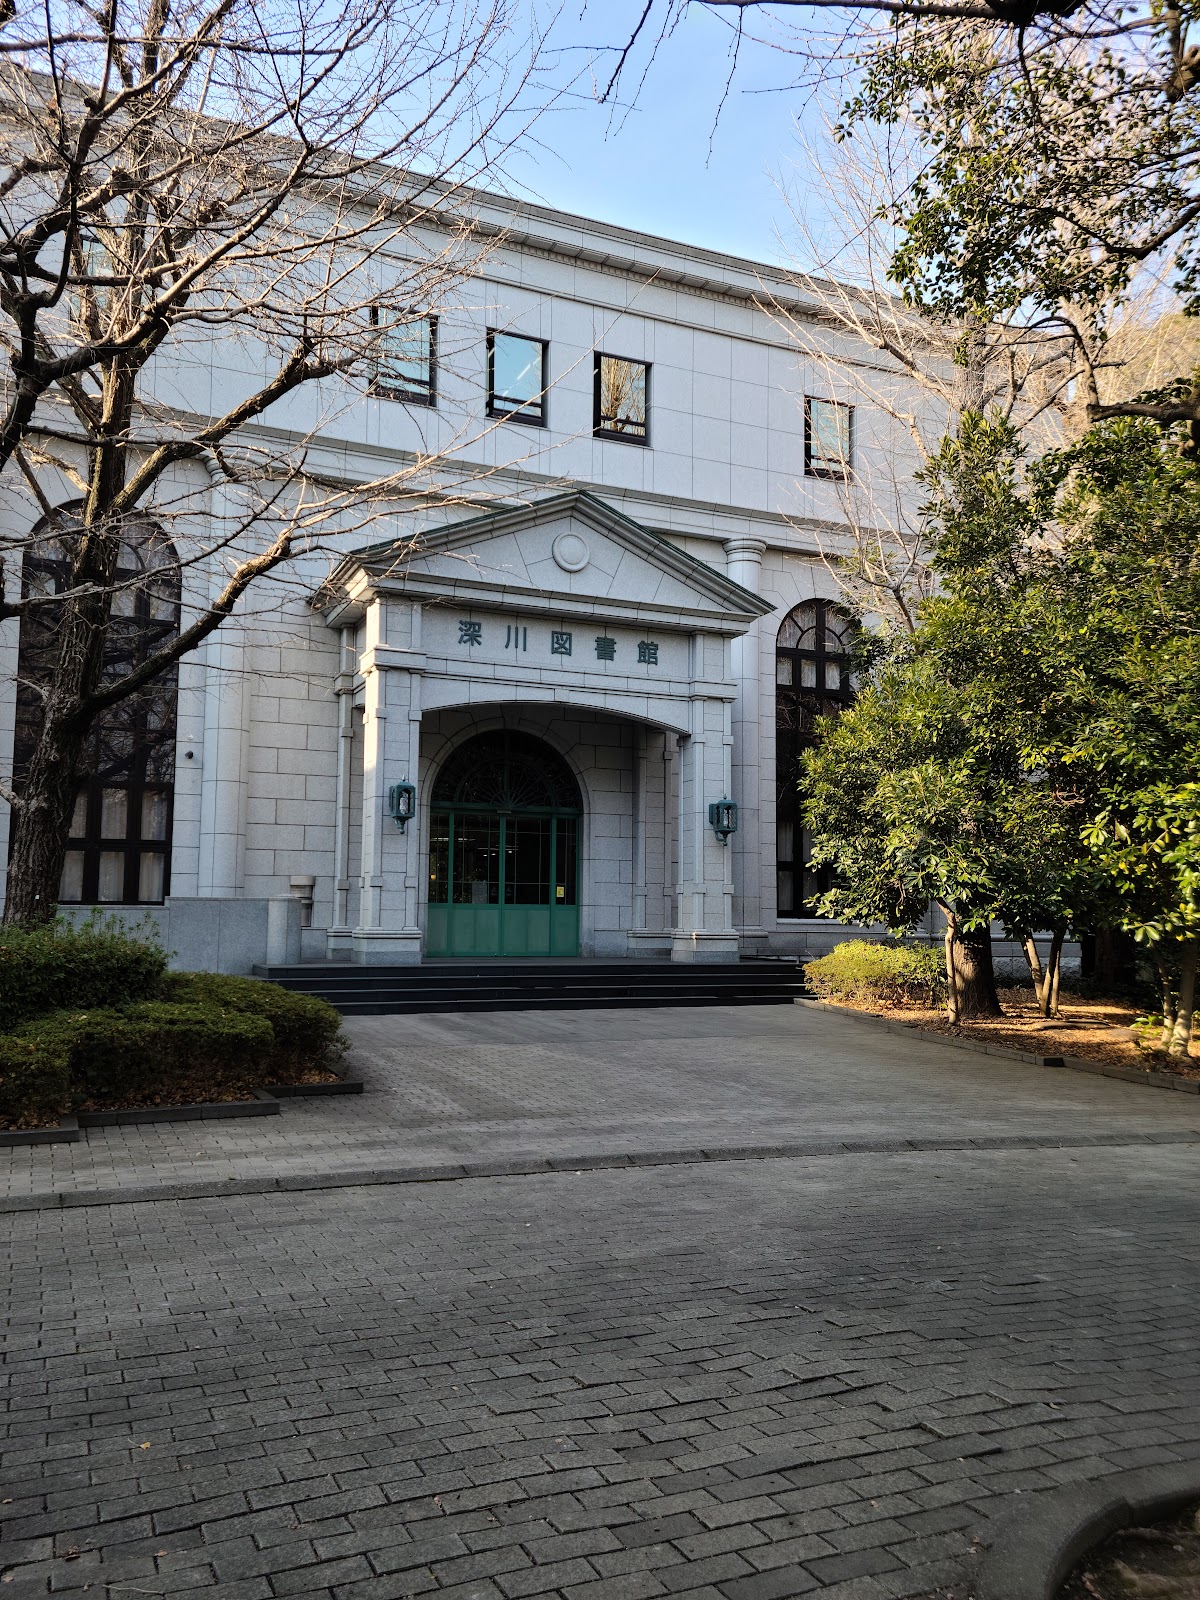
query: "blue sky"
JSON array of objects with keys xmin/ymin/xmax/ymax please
[{"xmin": 500, "ymin": 2, "xmax": 831, "ymax": 270}]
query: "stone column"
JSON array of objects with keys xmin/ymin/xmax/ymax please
[
  {"xmin": 351, "ymin": 599, "xmax": 424, "ymax": 964},
  {"xmin": 327, "ymin": 626, "xmax": 356, "ymax": 958},
  {"xmin": 632, "ymin": 725, "xmax": 649, "ymax": 936},
  {"xmin": 671, "ymin": 634, "xmax": 740, "ymax": 963},
  {"xmin": 724, "ymin": 537, "xmax": 767, "ymax": 948},
  {"xmin": 196, "ymin": 471, "xmax": 251, "ymax": 899}
]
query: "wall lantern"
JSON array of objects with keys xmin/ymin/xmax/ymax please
[
  {"xmin": 388, "ymin": 780, "xmax": 417, "ymax": 832},
  {"xmin": 708, "ymin": 798, "xmax": 738, "ymax": 845}
]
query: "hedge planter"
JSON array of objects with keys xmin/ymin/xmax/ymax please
[
  {"xmin": 270, "ymin": 1076, "xmax": 364, "ymax": 1097},
  {"xmin": 0, "ymin": 1118, "xmax": 81, "ymax": 1147},
  {"xmin": 76, "ymin": 1091, "xmax": 282, "ymax": 1127}
]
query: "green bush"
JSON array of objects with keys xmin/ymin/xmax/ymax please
[
  {"xmin": 159, "ymin": 973, "xmax": 345, "ymax": 1078},
  {"xmin": 8, "ymin": 1002, "xmax": 274, "ymax": 1108},
  {"xmin": 0, "ymin": 918, "xmax": 166, "ymax": 1032},
  {"xmin": 805, "ymin": 940, "xmax": 946, "ymax": 1010},
  {"xmin": 0, "ymin": 1028, "xmax": 72, "ymax": 1127}
]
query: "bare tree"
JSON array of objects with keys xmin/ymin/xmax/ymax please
[{"xmin": 0, "ymin": 0, "xmax": 547, "ymax": 925}]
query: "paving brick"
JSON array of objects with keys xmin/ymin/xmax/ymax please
[
  {"xmin": 719, "ymin": 1569, "xmax": 821, "ymax": 1600},
  {"xmin": 5, "ymin": 1008, "xmax": 1200, "ymax": 1600}
]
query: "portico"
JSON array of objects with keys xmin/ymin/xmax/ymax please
[{"xmin": 315, "ymin": 491, "xmax": 770, "ymax": 965}]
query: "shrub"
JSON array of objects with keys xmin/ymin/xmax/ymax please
[
  {"xmin": 0, "ymin": 917, "xmax": 166, "ymax": 1032},
  {"xmin": 0, "ymin": 1028, "xmax": 72, "ymax": 1127},
  {"xmin": 805, "ymin": 940, "xmax": 946, "ymax": 1010},
  {"xmin": 9, "ymin": 1002, "xmax": 275, "ymax": 1108},
  {"xmin": 159, "ymin": 972, "xmax": 345, "ymax": 1077}
]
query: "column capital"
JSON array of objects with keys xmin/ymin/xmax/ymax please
[{"xmin": 723, "ymin": 536, "xmax": 767, "ymax": 562}]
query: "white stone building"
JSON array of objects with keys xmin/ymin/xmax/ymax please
[{"xmin": 0, "ymin": 189, "xmax": 924, "ymax": 971}]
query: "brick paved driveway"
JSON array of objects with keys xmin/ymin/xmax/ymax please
[
  {"xmin": 3, "ymin": 1006, "xmax": 1200, "ymax": 1600},
  {"xmin": 3, "ymin": 1003, "xmax": 1200, "ymax": 1206}
]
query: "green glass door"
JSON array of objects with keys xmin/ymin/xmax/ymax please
[
  {"xmin": 425, "ymin": 731, "xmax": 583, "ymax": 959},
  {"xmin": 426, "ymin": 810, "xmax": 579, "ymax": 957}
]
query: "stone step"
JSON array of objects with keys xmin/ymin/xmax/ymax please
[{"xmin": 253, "ymin": 958, "xmax": 808, "ymax": 1015}]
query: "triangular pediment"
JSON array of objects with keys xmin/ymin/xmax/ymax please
[{"xmin": 318, "ymin": 491, "xmax": 770, "ymax": 634}]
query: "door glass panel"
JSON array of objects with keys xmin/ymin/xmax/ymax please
[
  {"xmin": 100, "ymin": 788, "xmax": 127, "ymax": 838},
  {"xmin": 140, "ymin": 789, "xmax": 169, "ymax": 841},
  {"xmin": 59, "ymin": 850, "xmax": 85, "ymax": 901},
  {"xmin": 554, "ymin": 817, "xmax": 577, "ymax": 906},
  {"xmin": 505, "ymin": 815, "xmax": 551, "ymax": 905},
  {"xmin": 69, "ymin": 792, "xmax": 88, "ymax": 838},
  {"xmin": 137, "ymin": 851, "xmax": 165, "ymax": 903},
  {"xmin": 452, "ymin": 814, "xmax": 500, "ymax": 904},
  {"xmin": 777, "ymin": 867, "xmax": 794, "ymax": 914},
  {"xmin": 428, "ymin": 811, "xmax": 450, "ymax": 904},
  {"xmin": 97, "ymin": 851, "xmax": 125, "ymax": 902}
]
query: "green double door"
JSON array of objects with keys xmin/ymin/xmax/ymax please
[{"xmin": 426, "ymin": 808, "xmax": 580, "ymax": 958}]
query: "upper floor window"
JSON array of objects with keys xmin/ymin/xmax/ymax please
[
  {"xmin": 594, "ymin": 354, "xmax": 649, "ymax": 443},
  {"xmin": 369, "ymin": 309, "xmax": 436, "ymax": 406},
  {"xmin": 487, "ymin": 331, "xmax": 547, "ymax": 425},
  {"xmin": 805, "ymin": 397, "xmax": 853, "ymax": 479}
]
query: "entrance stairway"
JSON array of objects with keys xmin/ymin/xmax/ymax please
[{"xmin": 252, "ymin": 958, "xmax": 809, "ymax": 1016}]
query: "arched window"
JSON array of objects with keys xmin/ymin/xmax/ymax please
[
  {"xmin": 775, "ymin": 599, "xmax": 856, "ymax": 918},
  {"xmin": 12, "ymin": 507, "xmax": 180, "ymax": 905}
]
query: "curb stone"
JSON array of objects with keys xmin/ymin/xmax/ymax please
[
  {"xmin": 0, "ymin": 1075, "xmax": 363, "ymax": 1145},
  {"xmin": 0, "ymin": 1117, "xmax": 80, "ymax": 1147},
  {"xmin": 1, "ymin": 1129, "xmax": 1199, "ymax": 1213},
  {"xmin": 975, "ymin": 1460, "xmax": 1200, "ymax": 1600},
  {"xmin": 798, "ymin": 999, "xmax": 1200, "ymax": 1094}
]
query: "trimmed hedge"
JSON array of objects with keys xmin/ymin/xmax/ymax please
[
  {"xmin": 0, "ymin": 1027, "xmax": 72, "ymax": 1127},
  {"xmin": 160, "ymin": 973, "xmax": 344, "ymax": 1078},
  {"xmin": 0, "ymin": 918, "xmax": 166, "ymax": 1032},
  {"xmin": 1, "ymin": 1003, "xmax": 274, "ymax": 1117},
  {"xmin": 0, "ymin": 932, "xmax": 346, "ymax": 1123},
  {"xmin": 805, "ymin": 940, "xmax": 946, "ymax": 1010}
]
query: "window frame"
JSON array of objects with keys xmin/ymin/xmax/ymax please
[
  {"xmin": 486, "ymin": 329, "xmax": 549, "ymax": 426},
  {"xmin": 804, "ymin": 396, "xmax": 854, "ymax": 480},
  {"xmin": 13, "ymin": 507, "xmax": 179, "ymax": 909},
  {"xmin": 368, "ymin": 307, "xmax": 437, "ymax": 407},
  {"xmin": 774, "ymin": 598, "xmax": 857, "ymax": 920},
  {"xmin": 593, "ymin": 351, "xmax": 650, "ymax": 445}
]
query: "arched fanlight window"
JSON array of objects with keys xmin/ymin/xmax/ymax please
[
  {"xmin": 12, "ymin": 506, "xmax": 180, "ymax": 905},
  {"xmin": 775, "ymin": 599, "xmax": 857, "ymax": 918}
]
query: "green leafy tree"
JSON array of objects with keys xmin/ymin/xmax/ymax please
[
  {"xmin": 1084, "ymin": 786, "xmax": 1200, "ymax": 1054},
  {"xmin": 805, "ymin": 409, "xmax": 1200, "ymax": 1041},
  {"xmin": 840, "ymin": 10, "xmax": 1200, "ymax": 429},
  {"xmin": 802, "ymin": 653, "xmax": 1080, "ymax": 1021}
]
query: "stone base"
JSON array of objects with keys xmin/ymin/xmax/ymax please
[
  {"xmin": 349, "ymin": 929, "xmax": 424, "ymax": 965},
  {"xmin": 670, "ymin": 931, "xmax": 742, "ymax": 964},
  {"xmin": 628, "ymin": 930, "xmax": 673, "ymax": 958}
]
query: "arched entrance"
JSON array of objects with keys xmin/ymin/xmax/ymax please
[{"xmin": 425, "ymin": 731, "xmax": 582, "ymax": 958}]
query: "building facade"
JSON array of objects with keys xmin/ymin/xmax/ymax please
[{"xmin": 0, "ymin": 192, "xmax": 923, "ymax": 971}]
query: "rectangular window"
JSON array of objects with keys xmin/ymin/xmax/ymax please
[
  {"xmin": 487, "ymin": 331, "xmax": 547, "ymax": 425},
  {"xmin": 369, "ymin": 309, "xmax": 436, "ymax": 405},
  {"xmin": 594, "ymin": 353, "xmax": 649, "ymax": 443},
  {"xmin": 805, "ymin": 397, "xmax": 853, "ymax": 479}
]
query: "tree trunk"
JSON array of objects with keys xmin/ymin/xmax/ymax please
[
  {"xmin": 1042, "ymin": 927, "xmax": 1065, "ymax": 1018},
  {"xmin": 3, "ymin": 563, "xmax": 112, "ymax": 926},
  {"xmin": 1157, "ymin": 955, "xmax": 1178, "ymax": 1051},
  {"xmin": 942, "ymin": 912, "xmax": 1002, "ymax": 1022},
  {"xmin": 1022, "ymin": 935, "xmax": 1044, "ymax": 994},
  {"xmin": 1169, "ymin": 943, "xmax": 1198, "ymax": 1058}
]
